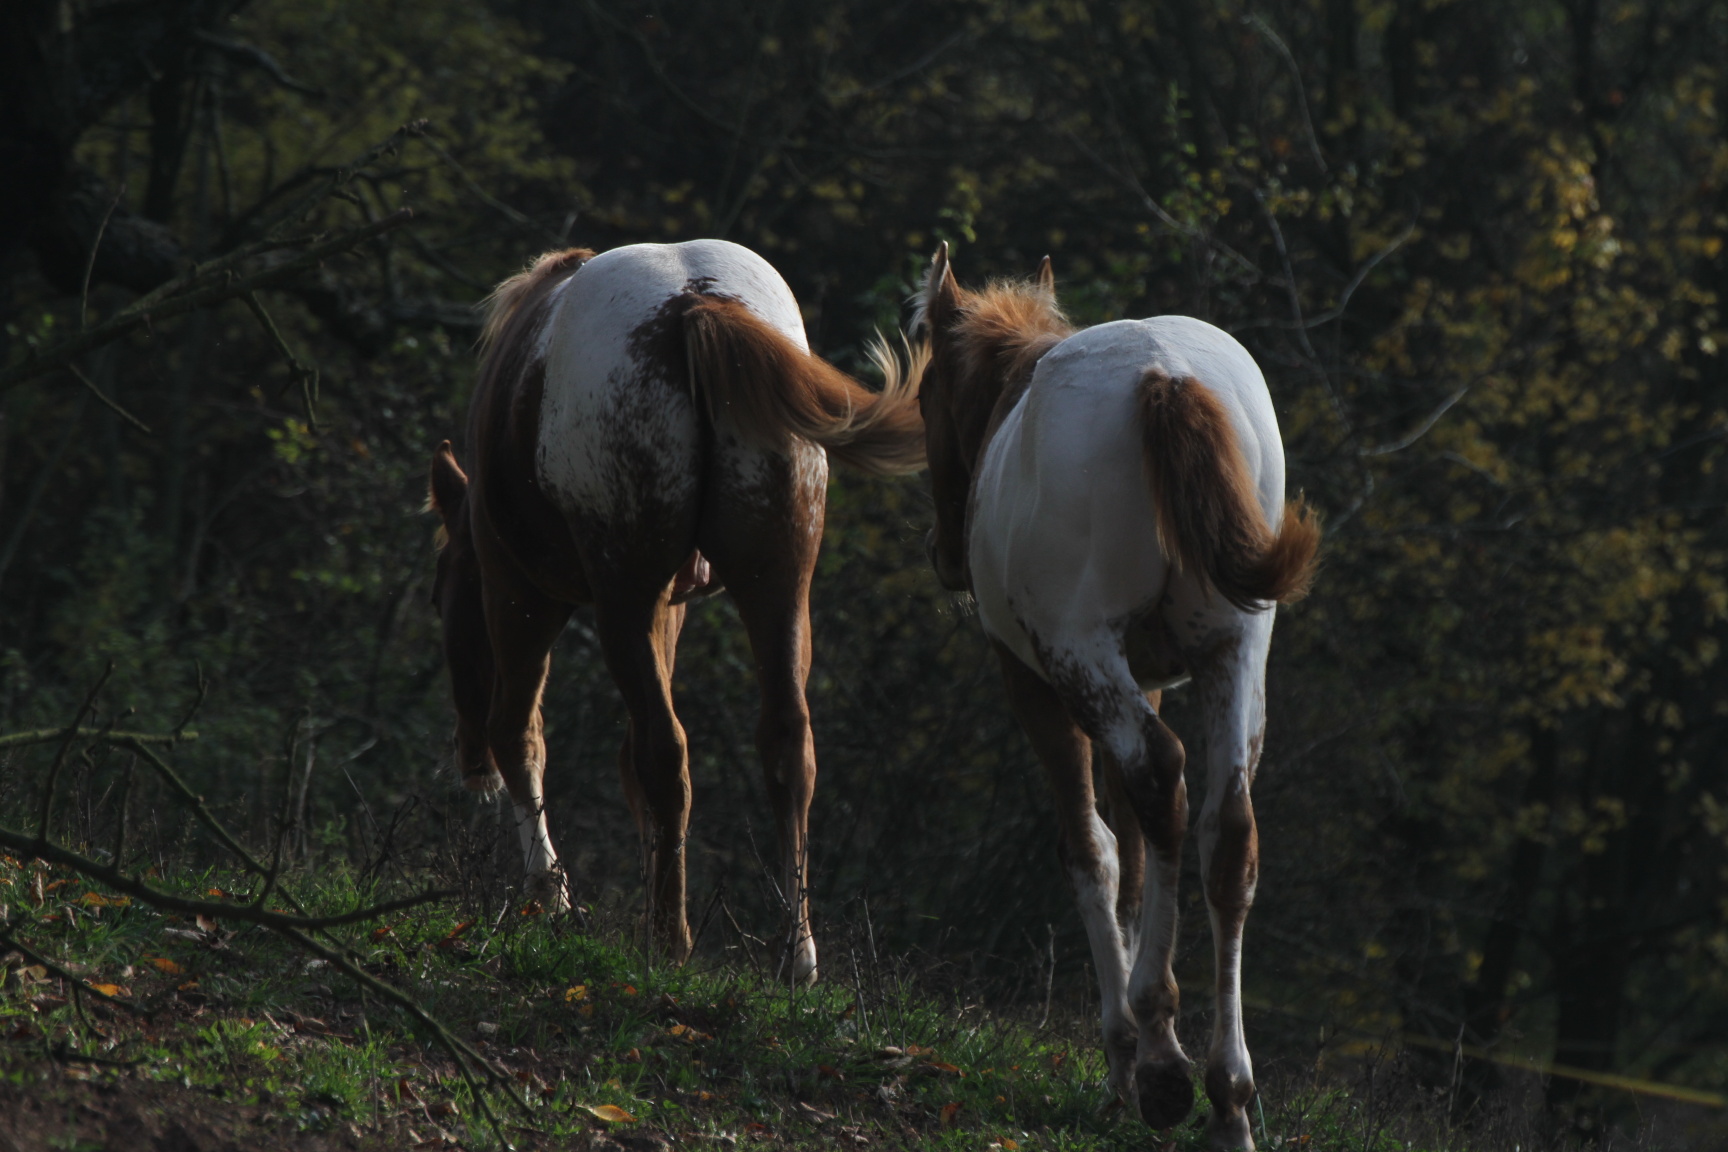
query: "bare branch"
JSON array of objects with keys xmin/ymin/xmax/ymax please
[
  {"xmin": 0, "ymin": 728, "xmax": 193, "ymax": 751},
  {"xmin": 65, "ymin": 363, "xmax": 152, "ymax": 435},
  {"xmin": 0, "ymin": 209, "xmax": 413, "ymax": 393},
  {"xmin": 0, "ymin": 926, "xmax": 153, "ymax": 1020},
  {"xmin": 193, "ymin": 32, "xmax": 325, "ymax": 98},
  {"xmin": 0, "ymin": 826, "xmax": 450, "ymax": 930}
]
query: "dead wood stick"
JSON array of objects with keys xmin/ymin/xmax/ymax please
[
  {"xmin": 0, "ymin": 826, "xmax": 447, "ymax": 929},
  {"xmin": 0, "ymin": 926, "xmax": 152, "ymax": 1020},
  {"xmin": 0, "ymin": 728, "xmax": 194, "ymax": 750}
]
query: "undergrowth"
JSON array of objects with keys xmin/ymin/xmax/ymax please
[{"xmin": 0, "ymin": 855, "xmax": 1687, "ymax": 1151}]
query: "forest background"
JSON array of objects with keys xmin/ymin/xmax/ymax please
[{"xmin": 5, "ymin": 0, "xmax": 1728, "ymax": 1127}]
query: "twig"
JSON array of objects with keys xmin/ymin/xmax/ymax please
[
  {"xmin": 0, "ymin": 209, "xmax": 413, "ymax": 393},
  {"xmin": 0, "ymin": 825, "xmax": 448, "ymax": 929},
  {"xmin": 0, "ymin": 727, "xmax": 194, "ymax": 750},
  {"xmin": 0, "ymin": 925, "xmax": 152, "ymax": 1019},
  {"xmin": 242, "ymin": 291, "xmax": 320, "ymax": 429},
  {"xmin": 410, "ymin": 128, "xmax": 563, "ymax": 246},
  {"xmin": 80, "ymin": 182, "xmax": 127, "ymax": 332},
  {"xmin": 1360, "ymin": 387, "xmax": 1471, "ymax": 457},
  {"xmin": 36, "ymin": 664, "xmax": 113, "ymax": 840},
  {"xmin": 65, "ymin": 363, "xmax": 152, "ymax": 434}
]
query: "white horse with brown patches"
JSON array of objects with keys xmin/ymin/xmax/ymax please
[
  {"xmin": 427, "ymin": 240, "xmax": 922, "ymax": 983},
  {"xmin": 907, "ymin": 244, "xmax": 1318, "ymax": 1148}
]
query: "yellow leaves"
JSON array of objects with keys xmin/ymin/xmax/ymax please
[
  {"xmin": 87, "ymin": 983, "xmax": 130, "ymax": 998},
  {"xmin": 148, "ymin": 956, "xmax": 185, "ymax": 975},
  {"xmin": 563, "ymin": 985, "xmax": 589, "ymax": 1003},
  {"xmin": 581, "ymin": 1104, "xmax": 636, "ymax": 1124}
]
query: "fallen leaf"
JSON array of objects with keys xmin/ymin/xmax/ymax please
[
  {"xmin": 743, "ymin": 1122, "xmax": 773, "ymax": 1138},
  {"xmin": 797, "ymin": 1102, "xmax": 837, "ymax": 1123},
  {"xmin": 87, "ymin": 983, "xmax": 129, "ymax": 998},
  {"xmin": 621, "ymin": 984, "xmax": 638, "ymax": 996},
  {"xmin": 206, "ymin": 887, "xmax": 229, "ymax": 898},
  {"xmin": 19, "ymin": 965, "xmax": 48, "ymax": 983},
  {"xmin": 582, "ymin": 1104, "xmax": 636, "ymax": 1123},
  {"xmin": 79, "ymin": 892, "xmax": 129, "ymax": 908},
  {"xmin": 520, "ymin": 901, "xmax": 544, "ymax": 917},
  {"xmin": 149, "ymin": 956, "xmax": 184, "ymax": 975},
  {"xmin": 196, "ymin": 914, "xmax": 219, "ymax": 934},
  {"xmin": 396, "ymin": 1078, "xmax": 421, "ymax": 1102},
  {"xmin": 425, "ymin": 1100, "xmax": 460, "ymax": 1117},
  {"xmin": 904, "ymin": 1044, "xmax": 934, "ymax": 1057},
  {"xmin": 564, "ymin": 985, "xmax": 589, "ymax": 1002},
  {"xmin": 816, "ymin": 1064, "xmax": 842, "ymax": 1079},
  {"xmin": 923, "ymin": 1061, "xmax": 962, "ymax": 1075},
  {"xmin": 622, "ymin": 1047, "xmax": 642, "ymax": 1062},
  {"xmin": 939, "ymin": 1102, "xmax": 959, "ymax": 1129}
]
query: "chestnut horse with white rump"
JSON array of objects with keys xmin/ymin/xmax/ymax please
[
  {"xmin": 428, "ymin": 240, "xmax": 922, "ymax": 983},
  {"xmin": 908, "ymin": 244, "xmax": 1318, "ymax": 1149}
]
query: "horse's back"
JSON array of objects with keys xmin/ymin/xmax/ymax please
[
  {"xmin": 971, "ymin": 315, "xmax": 1286, "ymax": 672},
  {"xmin": 532, "ymin": 240, "xmax": 807, "ymax": 534}
]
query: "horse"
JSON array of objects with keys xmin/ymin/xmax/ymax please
[
  {"xmin": 908, "ymin": 243, "xmax": 1319, "ymax": 1148},
  {"xmin": 426, "ymin": 239, "xmax": 923, "ymax": 984}
]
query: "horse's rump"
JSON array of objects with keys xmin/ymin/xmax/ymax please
[{"xmin": 1137, "ymin": 368, "xmax": 1319, "ymax": 611}]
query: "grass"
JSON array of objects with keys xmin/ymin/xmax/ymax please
[{"xmin": 0, "ymin": 853, "xmax": 1595, "ymax": 1152}]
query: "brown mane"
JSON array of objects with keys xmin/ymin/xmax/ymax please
[
  {"xmin": 929, "ymin": 278, "xmax": 1075, "ymax": 412},
  {"xmin": 479, "ymin": 248, "xmax": 595, "ymax": 351}
]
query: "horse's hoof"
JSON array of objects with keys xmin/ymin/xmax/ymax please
[
  {"xmin": 1205, "ymin": 1105, "xmax": 1255, "ymax": 1150},
  {"xmin": 462, "ymin": 770, "xmax": 504, "ymax": 794},
  {"xmin": 524, "ymin": 871, "xmax": 571, "ymax": 913},
  {"xmin": 1135, "ymin": 1058, "xmax": 1195, "ymax": 1129}
]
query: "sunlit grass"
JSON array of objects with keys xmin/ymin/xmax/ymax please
[{"xmin": 0, "ymin": 855, "xmax": 1487, "ymax": 1150}]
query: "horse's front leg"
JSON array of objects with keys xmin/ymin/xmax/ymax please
[
  {"xmin": 478, "ymin": 559, "xmax": 574, "ymax": 912},
  {"xmin": 1191, "ymin": 620, "xmax": 1273, "ymax": 1151}
]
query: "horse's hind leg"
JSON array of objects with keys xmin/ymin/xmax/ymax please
[
  {"xmin": 593, "ymin": 584, "xmax": 694, "ymax": 959},
  {"xmin": 700, "ymin": 446, "xmax": 824, "ymax": 985},
  {"xmin": 995, "ymin": 644, "xmax": 1137, "ymax": 1104},
  {"xmin": 1190, "ymin": 619, "xmax": 1271, "ymax": 1150},
  {"xmin": 478, "ymin": 559, "xmax": 574, "ymax": 911},
  {"xmin": 1041, "ymin": 644, "xmax": 1193, "ymax": 1128}
]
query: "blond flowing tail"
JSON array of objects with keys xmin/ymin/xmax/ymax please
[
  {"xmin": 1137, "ymin": 368, "xmax": 1320, "ymax": 612},
  {"xmin": 682, "ymin": 295, "xmax": 926, "ymax": 476}
]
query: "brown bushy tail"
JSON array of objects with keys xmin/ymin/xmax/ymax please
[
  {"xmin": 1138, "ymin": 369, "xmax": 1320, "ymax": 611},
  {"xmin": 682, "ymin": 295, "xmax": 925, "ymax": 476}
]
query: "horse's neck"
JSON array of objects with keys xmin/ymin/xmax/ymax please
[{"xmin": 964, "ymin": 330, "xmax": 1067, "ymax": 470}]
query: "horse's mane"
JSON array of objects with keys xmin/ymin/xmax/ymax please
[
  {"xmin": 923, "ymin": 278, "xmax": 1074, "ymax": 402},
  {"xmin": 478, "ymin": 248, "xmax": 596, "ymax": 352}
]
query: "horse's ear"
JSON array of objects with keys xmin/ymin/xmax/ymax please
[
  {"xmin": 1037, "ymin": 255, "xmax": 1055, "ymax": 295},
  {"xmin": 428, "ymin": 440, "xmax": 469, "ymax": 527},
  {"xmin": 923, "ymin": 241, "xmax": 960, "ymax": 331}
]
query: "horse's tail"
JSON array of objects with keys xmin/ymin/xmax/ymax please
[
  {"xmin": 682, "ymin": 294, "xmax": 925, "ymax": 476},
  {"xmin": 1137, "ymin": 368, "xmax": 1320, "ymax": 611}
]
